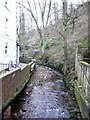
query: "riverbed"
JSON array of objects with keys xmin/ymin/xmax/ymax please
[{"xmin": 11, "ymin": 65, "xmax": 76, "ymax": 119}]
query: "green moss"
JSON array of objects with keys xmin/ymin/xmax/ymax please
[
  {"xmin": 80, "ymin": 61, "xmax": 89, "ymax": 65},
  {"xmin": 69, "ymin": 109, "xmax": 77, "ymax": 118},
  {"xmin": 74, "ymin": 81, "xmax": 90, "ymax": 118},
  {"xmin": 2, "ymin": 79, "xmax": 30, "ymax": 109},
  {"xmin": 2, "ymin": 91, "xmax": 17, "ymax": 109},
  {"xmin": 79, "ymin": 37, "xmax": 88, "ymax": 47},
  {"xmin": 74, "ymin": 80, "xmax": 88, "ymax": 103}
]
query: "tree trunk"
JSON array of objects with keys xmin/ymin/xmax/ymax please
[
  {"xmin": 62, "ymin": 0, "xmax": 68, "ymax": 77},
  {"xmin": 88, "ymin": 1, "xmax": 90, "ymax": 53},
  {"xmin": 41, "ymin": 28, "xmax": 46, "ymax": 54}
]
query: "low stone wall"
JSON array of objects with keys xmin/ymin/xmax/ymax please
[
  {"xmin": 75, "ymin": 47, "xmax": 90, "ymax": 119},
  {"xmin": 2, "ymin": 62, "xmax": 35, "ymax": 109}
]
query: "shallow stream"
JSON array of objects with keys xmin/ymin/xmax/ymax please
[{"xmin": 12, "ymin": 65, "xmax": 72, "ymax": 119}]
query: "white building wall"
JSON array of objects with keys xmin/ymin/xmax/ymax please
[{"xmin": 0, "ymin": 0, "xmax": 18, "ymax": 71}]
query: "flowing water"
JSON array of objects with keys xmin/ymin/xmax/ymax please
[{"xmin": 12, "ymin": 65, "xmax": 72, "ymax": 119}]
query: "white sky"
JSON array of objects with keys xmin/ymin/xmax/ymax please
[{"xmin": 17, "ymin": 0, "xmax": 88, "ymax": 6}]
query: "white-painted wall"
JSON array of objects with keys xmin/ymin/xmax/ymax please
[{"xmin": 0, "ymin": 0, "xmax": 19, "ymax": 71}]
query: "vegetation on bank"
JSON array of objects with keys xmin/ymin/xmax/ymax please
[{"xmin": 79, "ymin": 37, "xmax": 88, "ymax": 47}]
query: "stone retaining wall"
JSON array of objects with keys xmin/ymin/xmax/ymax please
[
  {"xmin": 2, "ymin": 62, "xmax": 35, "ymax": 109},
  {"xmin": 75, "ymin": 47, "xmax": 90, "ymax": 119}
]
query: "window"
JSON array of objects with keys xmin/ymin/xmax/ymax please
[
  {"xmin": 5, "ymin": 18, "xmax": 8, "ymax": 28},
  {"xmin": 5, "ymin": 43, "xmax": 8, "ymax": 54}
]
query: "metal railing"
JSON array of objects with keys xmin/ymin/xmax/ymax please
[
  {"xmin": 0, "ymin": 63, "xmax": 9, "ymax": 72},
  {"xmin": 0, "ymin": 62, "xmax": 17, "ymax": 75}
]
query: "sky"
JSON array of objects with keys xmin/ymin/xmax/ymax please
[{"xmin": 17, "ymin": 0, "xmax": 88, "ymax": 6}]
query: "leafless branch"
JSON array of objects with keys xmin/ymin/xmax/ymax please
[
  {"xmin": 45, "ymin": 0, "xmax": 52, "ymax": 27},
  {"xmin": 41, "ymin": 0, "xmax": 47, "ymax": 28},
  {"xmin": 16, "ymin": 2, "xmax": 42, "ymax": 39},
  {"xmin": 37, "ymin": 0, "xmax": 42, "ymax": 13},
  {"xmin": 33, "ymin": 0, "xmax": 38, "ymax": 23}
]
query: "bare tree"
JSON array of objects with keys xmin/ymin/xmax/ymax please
[
  {"xmin": 61, "ymin": 0, "xmax": 81, "ymax": 76},
  {"xmin": 62, "ymin": 0, "xmax": 68, "ymax": 76},
  {"xmin": 67, "ymin": 3, "xmax": 79, "ymax": 34},
  {"xmin": 16, "ymin": 0, "xmax": 52, "ymax": 53},
  {"xmin": 88, "ymin": 1, "xmax": 90, "ymax": 52},
  {"xmin": 53, "ymin": 2, "xmax": 59, "ymax": 23}
]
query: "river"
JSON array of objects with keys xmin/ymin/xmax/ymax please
[{"xmin": 11, "ymin": 65, "xmax": 78, "ymax": 119}]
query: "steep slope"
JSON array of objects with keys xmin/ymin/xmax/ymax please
[{"xmin": 23, "ymin": 2, "xmax": 88, "ymax": 73}]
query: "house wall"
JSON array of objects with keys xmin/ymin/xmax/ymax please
[{"xmin": 0, "ymin": 0, "xmax": 17, "ymax": 67}]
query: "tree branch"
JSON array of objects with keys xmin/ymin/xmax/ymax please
[
  {"xmin": 41, "ymin": 0, "xmax": 47, "ymax": 28},
  {"xmin": 33, "ymin": 0, "xmax": 38, "ymax": 23},
  {"xmin": 16, "ymin": 2, "xmax": 42, "ymax": 40},
  {"xmin": 45, "ymin": 0, "xmax": 52, "ymax": 27}
]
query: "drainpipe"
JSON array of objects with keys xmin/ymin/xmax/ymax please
[{"xmin": 16, "ymin": 41, "xmax": 20, "ymax": 67}]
